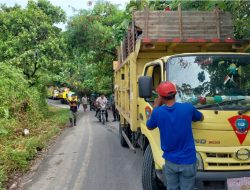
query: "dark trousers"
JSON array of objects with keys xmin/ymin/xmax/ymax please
[
  {"xmin": 69, "ymin": 110, "xmax": 77, "ymax": 126},
  {"xmin": 112, "ymin": 105, "xmax": 118, "ymax": 121}
]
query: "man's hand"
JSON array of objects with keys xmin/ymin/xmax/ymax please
[
  {"xmin": 200, "ymin": 113, "xmax": 204, "ymax": 121},
  {"xmin": 153, "ymin": 96, "xmax": 163, "ymax": 108}
]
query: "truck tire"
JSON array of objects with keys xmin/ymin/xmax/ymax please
[
  {"xmin": 142, "ymin": 145, "xmax": 165, "ymax": 190},
  {"xmin": 119, "ymin": 123, "xmax": 128, "ymax": 147}
]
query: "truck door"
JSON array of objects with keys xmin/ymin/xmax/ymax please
[
  {"xmin": 138, "ymin": 61, "xmax": 165, "ymax": 169},
  {"xmin": 144, "ymin": 62, "xmax": 164, "ymax": 102}
]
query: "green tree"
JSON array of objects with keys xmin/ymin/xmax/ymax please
[
  {"xmin": 64, "ymin": 2, "xmax": 125, "ymax": 94},
  {"xmin": 126, "ymin": 0, "xmax": 150, "ymax": 12},
  {"xmin": 125, "ymin": 0, "xmax": 171, "ymax": 12},
  {"xmin": 0, "ymin": 0, "xmax": 67, "ymax": 85}
]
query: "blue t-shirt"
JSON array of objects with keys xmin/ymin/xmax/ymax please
[{"xmin": 146, "ymin": 102, "xmax": 202, "ymax": 164}]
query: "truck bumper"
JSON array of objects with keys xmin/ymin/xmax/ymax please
[{"xmin": 195, "ymin": 170, "xmax": 250, "ymax": 190}]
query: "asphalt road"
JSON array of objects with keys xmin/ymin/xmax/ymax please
[{"xmin": 22, "ymin": 100, "xmax": 143, "ymax": 190}]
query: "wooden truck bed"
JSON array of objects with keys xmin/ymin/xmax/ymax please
[
  {"xmin": 118, "ymin": 8, "xmax": 234, "ymax": 65},
  {"xmin": 134, "ymin": 9, "xmax": 233, "ymax": 39}
]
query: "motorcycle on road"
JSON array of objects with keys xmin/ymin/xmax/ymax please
[{"xmin": 97, "ymin": 104, "xmax": 107, "ymax": 125}]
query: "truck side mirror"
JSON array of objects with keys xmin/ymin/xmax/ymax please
[{"xmin": 138, "ymin": 76, "xmax": 152, "ymax": 98}]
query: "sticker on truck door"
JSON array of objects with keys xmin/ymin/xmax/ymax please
[
  {"xmin": 145, "ymin": 106, "xmax": 152, "ymax": 120},
  {"xmin": 228, "ymin": 115, "xmax": 250, "ymax": 144}
]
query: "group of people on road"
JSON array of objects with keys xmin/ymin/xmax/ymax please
[{"xmin": 68, "ymin": 93, "xmax": 119, "ymax": 127}]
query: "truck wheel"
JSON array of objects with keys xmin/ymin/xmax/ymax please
[
  {"xmin": 119, "ymin": 123, "xmax": 128, "ymax": 147},
  {"xmin": 142, "ymin": 145, "xmax": 165, "ymax": 190}
]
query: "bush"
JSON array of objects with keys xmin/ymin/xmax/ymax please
[
  {"xmin": 0, "ymin": 63, "xmax": 68, "ymax": 189},
  {"xmin": 0, "ymin": 166, "xmax": 6, "ymax": 190},
  {"xmin": 0, "ymin": 63, "xmax": 47, "ymax": 125}
]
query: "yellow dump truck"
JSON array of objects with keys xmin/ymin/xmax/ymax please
[
  {"xmin": 114, "ymin": 8, "xmax": 250, "ymax": 190},
  {"xmin": 47, "ymin": 86, "xmax": 59, "ymax": 99},
  {"xmin": 57, "ymin": 87, "xmax": 71, "ymax": 104}
]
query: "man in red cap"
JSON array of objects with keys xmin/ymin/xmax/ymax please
[{"xmin": 147, "ymin": 81, "xmax": 204, "ymax": 190}]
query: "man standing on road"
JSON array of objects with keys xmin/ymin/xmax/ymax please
[
  {"xmin": 68, "ymin": 94, "xmax": 78, "ymax": 127},
  {"xmin": 110, "ymin": 93, "xmax": 118, "ymax": 122},
  {"xmin": 82, "ymin": 94, "xmax": 88, "ymax": 112},
  {"xmin": 146, "ymin": 81, "xmax": 204, "ymax": 190}
]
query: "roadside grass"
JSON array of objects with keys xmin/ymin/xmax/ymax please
[{"xmin": 0, "ymin": 106, "xmax": 68, "ymax": 190}]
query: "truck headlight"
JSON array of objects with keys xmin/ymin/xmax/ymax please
[{"xmin": 196, "ymin": 152, "xmax": 204, "ymax": 171}]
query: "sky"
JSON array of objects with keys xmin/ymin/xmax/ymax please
[{"xmin": 0, "ymin": 0, "xmax": 130, "ymax": 30}]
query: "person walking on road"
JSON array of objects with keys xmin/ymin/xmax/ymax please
[
  {"xmin": 110, "ymin": 94, "xmax": 118, "ymax": 122},
  {"xmin": 146, "ymin": 81, "xmax": 204, "ymax": 190},
  {"xmin": 68, "ymin": 94, "xmax": 78, "ymax": 127},
  {"xmin": 82, "ymin": 94, "xmax": 88, "ymax": 112}
]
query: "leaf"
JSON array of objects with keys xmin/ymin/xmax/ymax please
[
  {"xmin": 3, "ymin": 109, "xmax": 9, "ymax": 119},
  {"xmin": 0, "ymin": 128, "xmax": 8, "ymax": 135}
]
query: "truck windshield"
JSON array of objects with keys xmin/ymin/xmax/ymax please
[{"xmin": 167, "ymin": 54, "xmax": 250, "ymax": 109}]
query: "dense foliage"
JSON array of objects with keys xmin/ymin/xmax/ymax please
[
  {"xmin": 64, "ymin": 2, "xmax": 126, "ymax": 94},
  {"xmin": 0, "ymin": 1, "xmax": 68, "ymax": 188},
  {"xmin": 0, "ymin": 0, "xmax": 67, "ymax": 86},
  {"xmin": 0, "ymin": 63, "xmax": 69, "ymax": 189},
  {"xmin": 0, "ymin": 64, "xmax": 46, "ymax": 123}
]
